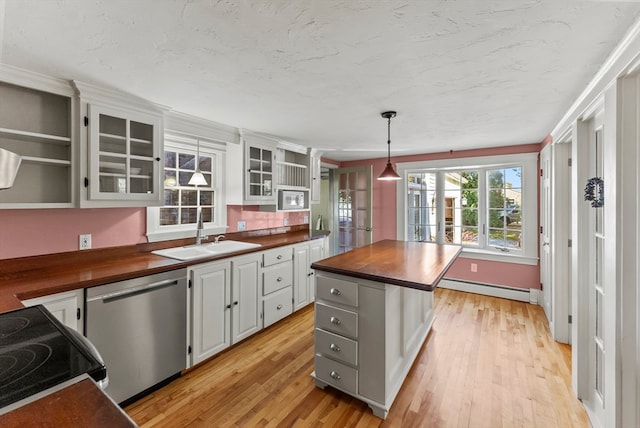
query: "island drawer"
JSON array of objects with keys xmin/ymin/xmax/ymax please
[
  {"xmin": 262, "ymin": 261, "xmax": 293, "ymax": 295},
  {"xmin": 316, "ymin": 276, "xmax": 358, "ymax": 307},
  {"xmin": 315, "ymin": 328, "xmax": 358, "ymax": 366},
  {"xmin": 315, "ymin": 354, "xmax": 357, "ymax": 395},
  {"xmin": 263, "ymin": 247, "xmax": 293, "ymax": 267},
  {"xmin": 263, "ymin": 287, "xmax": 293, "ymax": 327},
  {"xmin": 315, "ymin": 302, "xmax": 358, "ymax": 339}
]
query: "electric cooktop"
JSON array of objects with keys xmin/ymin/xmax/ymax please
[{"xmin": 0, "ymin": 305, "xmax": 106, "ymax": 409}]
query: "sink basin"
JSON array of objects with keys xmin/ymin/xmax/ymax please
[{"xmin": 152, "ymin": 240, "xmax": 262, "ymax": 261}]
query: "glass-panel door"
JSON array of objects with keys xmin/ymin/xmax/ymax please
[{"xmin": 332, "ymin": 166, "xmax": 372, "ymax": 254}]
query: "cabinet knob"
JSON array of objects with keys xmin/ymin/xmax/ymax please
[
  {"xmin": 277, "ymin": 255, "xmax": 283, "ymax": 260},
  {"xmin": 155, "ymin": 157, "xmax": 161, "ymax": 161},
  {"xmin": 277, "ymin": 277, "xmax": 283, "ymax": 282},
  {"xmin": 330, "ymin": 288, "xmax": 341, "ymax": 296},
  {"xmin": 308, "ymin": 272, "xmax": 314, "ymax": 277},
  {"xmin": 330, "ymin": 371, "xmax": 341, "ymax": 380},
  {"xmin": 330, "ymin": 316, "xmax": 341, "ymax": 325},
  {"xmin": 234, "ymin": 301, "xmax": 239, "ymax": 306},
  {"xmin": 330, "ymin": 343, "xmax": 341, "ymax": 352},
  {"xmin": 276, "ymin": 304, "xmax": 283, "ymax": 310},
  {"xmin": 225, "ymin": 304, "xmax": 231, "ymax": 309}
]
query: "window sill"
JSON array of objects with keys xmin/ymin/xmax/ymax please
[
  {"xmin": 458, "ymin": 247, "xmax": 539, "ymax": 266},
  {"xmin": 147, "ymin": 225, "xmax": 228, "ymax": 243}
]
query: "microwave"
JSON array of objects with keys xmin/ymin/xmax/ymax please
[{"xmin": 278, "ymin": 190, "xmax": 309, "ymax": 211}]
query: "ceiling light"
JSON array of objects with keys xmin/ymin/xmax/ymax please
[
  {"xmin": 188, "ymin": 139, "xmax": 207, "ymax": 186},
  {"xmin": 378, "ymin": 111, "xmax": 401, "ymax": 181}
]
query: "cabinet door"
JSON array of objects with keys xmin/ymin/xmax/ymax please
[
  {"xmin": 190, "ymin": 261, "xmax": 231, "ymax": 365},
  {"xmin": 244, "ymin": 142, "xmax": 276, "ymax": 204},
  {"xmin": 310, "ymin": 152, "xmax": 322, "ymax": 204},
  {"xmin": 22, "ymin": 290, "xmax": 83, "ymax": 333},
  {"xmin": 293, "ymin": 244, "xmax": 310, "ymax": 311},
  {"xmin": 87, "ymin": 103, "xmax": 162, "ymax": 204},
  {"xmin": 232, "ymin": 254, "xmax": 262, "ymax": 342},
  {"xmin": 308, "ymin": 239, "xmax": 325, "ymax": 303}
]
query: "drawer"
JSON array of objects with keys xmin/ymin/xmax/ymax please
[
  {"xmin": 263, "ymin": 247, "xmax": 293, "ymax": 267},
  {"xmin": 263, "ymin": 287, "xmax": 293, "ymax": 327},
  {"xmin": 315, "ymin": 328, "xmax": 358, "ymax": 366},
  {"xmin": 317, "ymin": 276, "xmax": 358, "ymax": 307},
  {"xmin": 315, "ymin": 354, "xmax": 357, "ymax": 395},
  {"xmin": 315, "ymin": 302, "xmax": 358, "ymax": 339},
  {"xmin": 263, "ymin": 261, "xmax": 293, "ymax": 295}
]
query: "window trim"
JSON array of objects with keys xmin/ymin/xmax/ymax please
[
  {"xmin": 146, "ymin": 136, "xmax": 228, "ymax": 243},
  {"xmin": 396, "ymin": 153, "xmax": 538, "ymax": 265}
]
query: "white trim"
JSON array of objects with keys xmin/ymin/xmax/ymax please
[
  {"xmin": 0, "ymin": 63, "xmax": 74, "ymax": 96},
  {"xmin": 457, "ymin": 248, "xmax": 538, "ymax": 266},
  {"xmin": 438, "ymin": 279, "xmax": 533, "ymax": 303},
  {"xmin": 165, "ymin": 111, "xmax": 240, "ymax": 145},
  {"xmin": 73, "ymin": 80, "xmax": 170, "ymax": 115}
]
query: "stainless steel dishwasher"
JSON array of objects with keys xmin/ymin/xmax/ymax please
[{"xmin": 85, "ymin": 269, "xmax": 187, "ymax": 404}]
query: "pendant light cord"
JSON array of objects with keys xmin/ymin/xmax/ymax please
[{"xmin": 387, "ymin": 116, "xmax": 392, "ymax": 162}]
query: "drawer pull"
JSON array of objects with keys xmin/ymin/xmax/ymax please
[
  {"xmin": 330, "ymin": 343, "xmax": 341, "ymax": 352},
  {"xmin": 276, "ymin": 304, "xmax": 283, "ymax": 310},
  {"xmin": 277, "ymin": 277, "xmax": 283, "ymax": 282},
  {"xmin": 277, "ymin": 255, "xmax": 283, "ymax": 260},
  {"xmin": 330, "ymin": 316, "xmax": 341, "ymax": 325},
  {"xmin": 330, "ymin": 371, "xmax": 341, "ymax": 380},
  {"xmin": 330, "ymin": 288, "xmax": 341, "ymax": 296}
]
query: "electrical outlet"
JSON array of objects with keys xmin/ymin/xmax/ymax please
[
  {"xmin": 470, "ymin": 263, "xmax": 478, "ymax": 273},
  {"xmin": 237, "ymin": 220, "xmax": 246, "ymax": 231},
  {"xmin": 79, "ymin": 234, "xmax": 92, "ymax": 250},
  {"xmin": 283, "ymin": 217, "xmax": 289, "ymax": 226},
  {"xmin": 303, "ymin": 215, "xmax": 309, "ymax": 224}
]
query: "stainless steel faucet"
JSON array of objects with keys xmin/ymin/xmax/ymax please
[
  {"xmin": 214, "ymin": 235, "xmax": 226, "ymax": 244},
  {"xmin": 195, "ymin": 209, "xmax": 207, "ymax": 245}
]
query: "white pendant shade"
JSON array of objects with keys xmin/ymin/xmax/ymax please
[{"xmin": 188, "ymin": 171, "xmax": 207, "ymax": 186}]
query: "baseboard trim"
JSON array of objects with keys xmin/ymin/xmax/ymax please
[{"xmin": 439, "ymin": 279, "xmax": 536, "ymax": 304}]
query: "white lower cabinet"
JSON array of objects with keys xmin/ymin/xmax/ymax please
[
  {"xmin": 21, "ymin": 289, "xmax": 84, "ymax": 333},
  {"xmin": 293, "ymin": 238, "xmax": 325, "ymax": 311},
  {"xmin": 261, "ymin": 246, "xmax": 293, "ymax": 327},
  {"xmin": 231, "ymin": 253, "xmax": 262, "ymax": 343},
  {"xmin": 313, "ymin": 271, "xmax": 434, "ymax": 419},
  {"xmin": 190, "ymin": 260, "xmax": 231, "ymax": 365}
]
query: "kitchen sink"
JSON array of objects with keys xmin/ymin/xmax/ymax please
[{"xmin": 152, "ymin": 240, "xmax": 262, "ymax": 261}]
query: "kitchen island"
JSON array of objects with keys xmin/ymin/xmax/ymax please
[{"xmin": 310, "ymin": 240, "xmax": 461, "ymax": 419}]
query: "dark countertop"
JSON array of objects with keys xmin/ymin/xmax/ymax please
[
  {"xmin": 0, "ymin": 225, "xmax": 327, "ymax": 426},
  {"xmin": 311, "ymin": 240, "xmax": 461, "ymax": 291}
]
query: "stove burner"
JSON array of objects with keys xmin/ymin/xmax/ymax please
[
  {"xmin": 0, "ymin": 343, "xmax": 53, "ymax": 388},
  {"xmin": 0, "ymin": 317, "xmax": 29, "ymax": 339}
]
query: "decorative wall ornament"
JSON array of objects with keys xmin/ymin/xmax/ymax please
[{"xmin": 584, "ymin": 177, "xmax": 604, "ymax": 208}]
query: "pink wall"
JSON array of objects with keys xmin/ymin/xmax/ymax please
[
  {"xmin": 0, "ymin": 206, "xmax": 309, "ymax": 260},
  {"xmin": 226, "ymin": 205, "xmax": 308, "ymax": 232},
  {"xmin": 338, "ymin": 143, "xmax": 542, "ymax": 290},
  {"xmin": 0, "ymin": 208, "xmax": 147, "ymax": 259}
]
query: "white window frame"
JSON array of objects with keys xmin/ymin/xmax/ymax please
[
  {"xmin": 147, "ymin": 135, "xmax": 227, "ymax": 242},
  {"xmin": 396, "ymin": 153, "xmax": 538, "ymax": 265}
]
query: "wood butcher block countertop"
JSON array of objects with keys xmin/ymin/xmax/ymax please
[
  {"xmin": 311, "ymin": 240, "xmax": 461, "ymax": 291},
  {"xmin": 0, "ymin": 225, "xmax": 327, "ymax": 426}
]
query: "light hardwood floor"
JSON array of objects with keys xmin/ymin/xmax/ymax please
[{"xmin": 125, "ymin": 289, "xmax": 590, "ymax": 427}]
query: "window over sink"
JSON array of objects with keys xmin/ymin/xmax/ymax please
[{"xmin": 147, "ymin": 134, "xmax": 227, "ymax": 242}]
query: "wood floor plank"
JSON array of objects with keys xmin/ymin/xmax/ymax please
[{"xmin": 125, "ymin": 289, "xmax": 590, "ymax": 427}]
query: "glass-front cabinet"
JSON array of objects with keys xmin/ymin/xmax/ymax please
[
  {"xmin": 244, "ymin": 142, "xmax": 275, "ymax": 203},
  {"xmin": 86, "ymin": 104, "xmax": 162, "ymax": 204}
]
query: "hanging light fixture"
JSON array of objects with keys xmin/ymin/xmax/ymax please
[
  {"xmin": 378, "ymin": 111, "xmax": 401, "ymax": 180},
  {"xmin": 188, "ymin": 139, "xmax": 207, "ymax": 186}
]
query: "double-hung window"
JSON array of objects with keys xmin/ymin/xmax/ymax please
[
  {"xmin": 147, "ymin": 135, "xmax": 227, "ymax": 242},
  {"xmin": 398, "ymin": 153, "xmax": 537, "ymax": 264}
]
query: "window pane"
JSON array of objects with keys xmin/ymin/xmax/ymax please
[
  {"xmin": 407, "ymin": 172, "xmax": 437, "ymax": 242},
  {"xmin": 179, "ymin": 153, "xmax": 195, "ymax": 170},
  {"xmin": 444, "ymin": 170, "xmax": 478, "ymax": 246},
  {"xmin": 487, "ymin": 167, "xmax": 522, "ymax": 251},
  {"xmin": 164, "ymin": 189, "xmax": 179, "ymax": 206},
  {"xmin": 181, "ymin": 208, "xmax": 198, "ymax": 224},
  {"xmin": 164, "ymin": 170, "xmax": 177, "ymax": 187},
  {"xmin": 181, "ymin": 190, "xmax": 197, "ymax": 206},
  {"xmin": 164, "ymin": 151, "xmax": 176, "ymax": 168},
  {"xmin": 160, "ymin": 208, "xmax": 178, "ymax": 226},
  {"xmin": 200, "ymin": 191, "xmax": 214, "ymax": 206},
  {"xmin": 201, "ymin": 207, "xmax": 213, "ymax": 223}
]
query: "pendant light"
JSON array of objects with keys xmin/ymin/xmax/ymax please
[
  {"xmin": 188, "ymin": 139, "xmax": 207, "ymax": 186},
  {"xmin": 378, "ymin": 111, "xmax": 401, "ymax": 180}
]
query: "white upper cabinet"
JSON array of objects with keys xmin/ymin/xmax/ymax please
[
  {"xmin": 74, "ymin": 81, "xmax": 166, "ymax": 207},
  {"xmin": 309, "ymin": 149, "xmax": 322, "ymax": 204},
  {"xmin": 0, "ymin": 64, "xmax": 76, "ymax": 208}
]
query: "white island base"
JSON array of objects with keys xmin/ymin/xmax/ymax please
[{"xmin": 311, "ymin": 271, "xmax": 435, "ymax": 419}]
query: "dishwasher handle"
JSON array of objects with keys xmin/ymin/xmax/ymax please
[{"xmin": 90, "ymin": 279, "xmax": 179, "ymax": 303}]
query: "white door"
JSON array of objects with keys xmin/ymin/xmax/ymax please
[
  {"xmin": 332, "ymin": 166, "xmax": 373, "ymax": 253},
  {"xmin": 581, "ymin": 116, "xmax": 606, "ymax": 426},
  {"xmin": 540, "ymin": 145, "xmax": 552, "ymax": 325}
]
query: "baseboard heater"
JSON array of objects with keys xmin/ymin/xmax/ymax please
[{"xmin": 438, "ymin": 278, "xmax": 538, "ymax": 304}]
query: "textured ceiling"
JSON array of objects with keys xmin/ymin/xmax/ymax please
[{"xmin": 2, "ymin": 0, "xmax": 640, "ymax": 161}]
